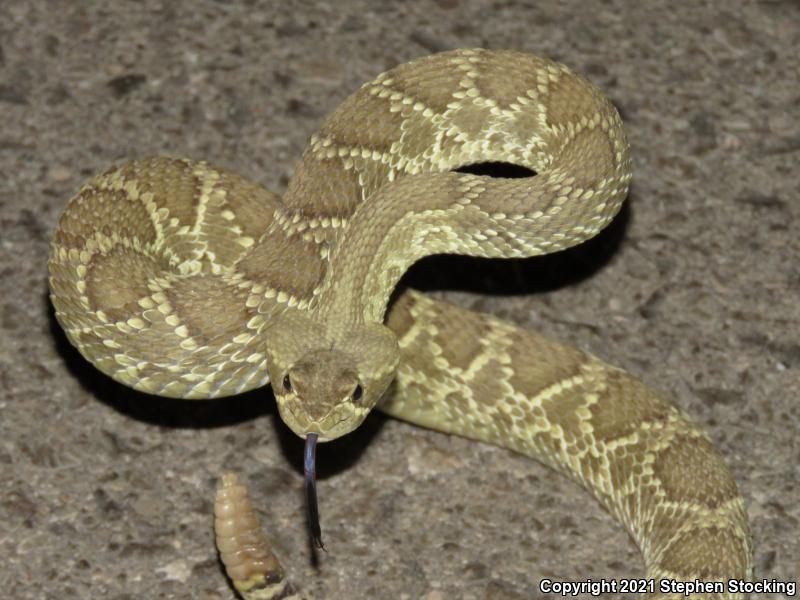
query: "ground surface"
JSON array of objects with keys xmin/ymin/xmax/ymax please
[{"xmin": 1, "ymin": 1, "xmax": 798, "ymax": 599}]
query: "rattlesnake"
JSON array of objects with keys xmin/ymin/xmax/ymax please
[{"xmin": 48, "ymin": 49, "xmax": 752, "ymax": 598}]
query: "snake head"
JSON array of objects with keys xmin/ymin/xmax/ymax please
[{"xmin": 265, "ymin": 311, "xmax": 399, "ymax": 441}]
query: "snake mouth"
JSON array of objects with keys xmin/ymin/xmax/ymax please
[
  {"xmin": 304, "ymin": 433, "xmax": 325, "ymax": 550},
  {"xmin": 277, "ymin": 395, "xmax": 363, "ymax": 442}
]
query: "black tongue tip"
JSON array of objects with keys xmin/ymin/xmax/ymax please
[{"xmin": 304, "ymin": 433, "xmax": 325, "ymax": 550}]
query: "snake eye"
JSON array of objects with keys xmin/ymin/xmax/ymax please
[
  {"xmin": 352, "ymin": 383, "xmax": 363, "ymax": 402},
  {"xmin": 282, "ymin": 374, "xmax": 292, "ymax": 393}
]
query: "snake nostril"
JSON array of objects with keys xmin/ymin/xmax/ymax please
[{"xmin": 282, "ymin": 374, "xmax": 292, "ymax": 393}]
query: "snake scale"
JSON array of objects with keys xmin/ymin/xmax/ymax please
[{"xmin": 48, "ymin": 49, "xmax": 752, "ymax": 598}]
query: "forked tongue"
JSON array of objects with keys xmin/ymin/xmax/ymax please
[{"xmin": 304, "ymin": 433, "xmax": 325, "ymax": 550}]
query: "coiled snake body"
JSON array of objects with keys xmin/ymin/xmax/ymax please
[{"xmin": 48, "ymin": 49, "xmax": 752, "ymax": 598}]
